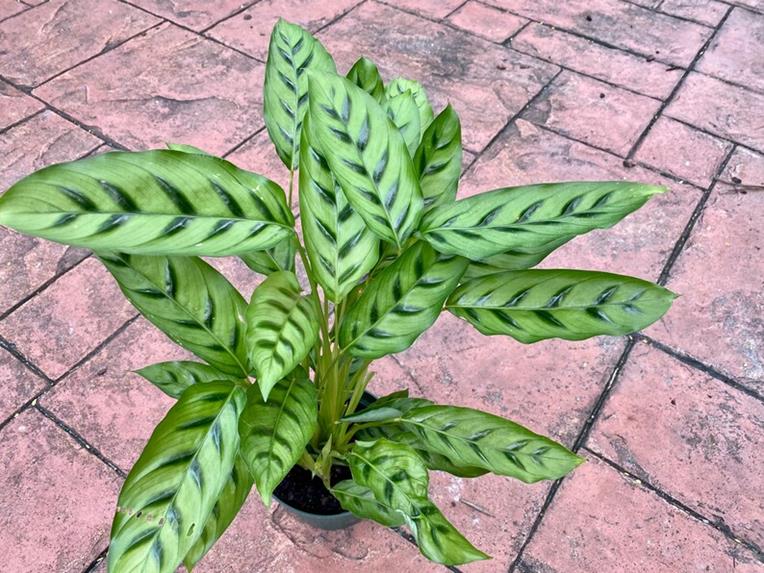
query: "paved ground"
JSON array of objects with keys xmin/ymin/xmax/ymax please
[{"xmin": 0, "ymin": 0, "xmax": 762, "ymax": 571}]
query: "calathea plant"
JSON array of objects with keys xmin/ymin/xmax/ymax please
[{"xmin": 0, "ymin": 19, "xmax": 675, "ymax": 570}]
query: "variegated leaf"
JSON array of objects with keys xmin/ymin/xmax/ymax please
[
  {"xmin": 413, "ymin": 104, "xmax": 462, "ymax": 211},
  {"xmin": 332, "ymin": 480, "xmax": 405, "ymax": 527},
  {"xmin": 346, "ymin": 56, "xmax": 386, "ymax": 103},
  {"xmin": 400, "ymin": 405, "xmax": 583, "ymax": 483},
  {"xmin": 385, "ymin": 90, "xmax": 421, "ymax": 156},
  {"xmin": 240, "ymin": 235, "xmax": 297, "ymax": 276},
  {"xmin": 246, "ymin": 271, "xmax": 320, "ymax": 398},
  {"xmin": 421, "ymin": 182, "xmax": 664, "ymax": 259},
  {"xmin": 264, "ymin": 19, "xmax": 336, "ymax": 169},
  {"xmin": 447, "ymin": 269, "xmax": 675, "ymax": 343},
  {"xmin": 239, "ymin": 371, "xmax": 318, "ymax": 505},
  {"xmin": 109, "ymin": 382, "xmax": 246, "ymax": 573},
  {"xmin": 338, "ymin": 242, "xmax": 468, "ymax": 358},
  {"xmin": 136, "ymin": 361, "xmax": 241, "ymax": 399},
  {"xmin": 100, "ymin": 253, "xmax": 249, "ymax": 377},
  {"xmin": 0, "ymin": 150, "xmax": 294, "ymax": 256},
  {"xmin": 348, "ymin": 440, "xmax": 488, "ymax": 566},
  {"xmin": 462, "ymin": 236, "xmax": 571, "ymax": 279},
  {"xmin": 386, "ymin": 77, "xmax": 434, "ymax": 133},
  {"xmin": 307, "ymin": 72, "xmax": 423, "ymax": 248},
  {"xmin": 299, "ymin": 114, "xmax": 380, "ymax": 301}
]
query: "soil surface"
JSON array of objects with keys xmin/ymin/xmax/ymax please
[{"xmin": 273, "ymin": 464, "xmax": 352, "ymax": 515}]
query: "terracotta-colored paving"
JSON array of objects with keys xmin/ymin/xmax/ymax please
[{"xmin": 0, "ymin": 1, "xmax": 762, "ymax": 572}]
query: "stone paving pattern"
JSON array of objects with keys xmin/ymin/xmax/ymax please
[{"xmin": 0, "ymin": 0, "xmax": 762, "ymax": 571}]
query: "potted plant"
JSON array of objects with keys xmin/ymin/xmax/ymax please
[{"xmin": 0, "ymin": 19, "xmax": 674, "ymax": 570}]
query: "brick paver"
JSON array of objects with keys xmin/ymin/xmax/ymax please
[{"xmin": 0, "ymin": 1, "xmax": 762, "ymax": 572}]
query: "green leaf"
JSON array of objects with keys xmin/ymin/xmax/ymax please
[
  {"xmin": 348, "ymin": 440, "xmax": 488, "ymax": 566},
  {"xmin": 100, "ymin": 254, "xmax": 249, "ymax": 376},
  {"xmin": 413, "ymin": 449, "xmax": 488, "ymax": 478},
  {"xmin": 307, "ymin": 72, "xmax": 423, "ymax": 248},
  {"xmin": 0, "ymin": 150, "xmax": 294, "ymax": 256},
  {"xmin": 246, "ymin": 271, "xmax": 320, "ymax": 399},
  {"xmin": 339, "ymin": 242, "xmax": 468, "ymax": 358},
  {"xmin": 421, "ymin": 182, "xmax": 664, "ymax": 260},
  {"xmin": 331, "ymin": 480, "xmax": 405, "ymax": 527},
  {"xmin": 341, "ymin": 406, "xmax": 403, "ymax": 423},
  {"xmin": 240, "ymin": 235, "xmax": 297, "ymax": 275},
  {"xmin": 108, "ymin": 382, "xmax": 246, "ymax": 573},
  {"xmin": 136, "ymin": 361, "xmax": 241, "ymax": 399},
  {"xmin": 399, "ymin": 405, "xmax": 583, "ymax": 483},
  {"xmin": 299, "ymin": 114, "xmax": 380, "ymax": 301},
  {"xmin": 239, "ymin": 372, "xmax": 318, "ymax": 505},
  {"xmin": 384, "ymin": 91, "xmax": 421, "ymax": 156},
  {"xmin": 183, "ymin": 454, "xmax": 253, "ymax": 570},
  {"xmin": 346, "ymin": 57, "xmax": 386, "ymax": 103},
  {"xmin": 447, "ymin": 269, "xmax": 675, "ymax": 343},
  {"xmin": 386, "ymin": 77, "xmax": 434, "ymax": 133},
  {"xmin": 462, "ymin": 236, "xmax": 571, "ymax": 279},
  {"xmin": 263, "ymin": 19, "xmax": 336, "ymax": 169},
  {"xmin": 166, "ymin": 143, "xmax": 211, "ymax": 155},
  {"xmin": 413, "ymin": 104, "xmax": 462, "ymax": 211}
]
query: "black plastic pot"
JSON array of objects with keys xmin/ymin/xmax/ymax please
[{"xmin": 273, "ymin": 391, "xmax": 376, "ymax": 531}]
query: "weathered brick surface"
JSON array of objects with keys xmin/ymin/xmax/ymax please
[
  {"xmin": 661, "ymin": 0, "xmax": 729, "ymax": 26},
  {"xmin": 447, "ymin": 1, "xmax": 528, "ymax": 43},
  {"xmin": 0, "ymin": 347, "xmax": 46, "ymax": 422},
  {"xmin": 128, "ymin": 0, "xmax": 253, "ymax": 31},
  {"xmin": 0, "ymin": 80, "xmax": 42, "ymax": 128},
  {"xmin": 0, "ymin": 0, "xmax": 159, "ymax": 87},
  {"xmin": 517, "ymin": 457, "xmax": 762, "ymax": 573},
  {"xmin": 589, "ymin": 343, "xmax": 764, "ymax": 548},
  {"xmin": 0, "ymin": 409, "xmax": 121, "ymax": 573},
  {"xmin": 35, "ymin": 24, "xmax": 265, "ymax": 155},
  {"xmin": 0, "ymin": 0, "xmax": 26, "ymax": 20}
]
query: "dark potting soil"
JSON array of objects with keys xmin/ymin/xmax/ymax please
[{"xmin": 273, "ymin": 464, "xmax": 351, "ymax": 515}]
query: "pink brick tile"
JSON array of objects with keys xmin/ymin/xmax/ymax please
[
  {"xmin": 447, "ymin": 1, "xmax": 528, "ymax": 43},
  {"xmin": 484, "ymin": 0, "xmax": 713, "ymax": 67},
  {"xmin": 722, "ymin": 146, "xmax": 764, "ymax": 186},
  {"xmin": 635, "ymin": 116, "xmax": 732, "ymax": 187},
  {"xmin": 648, "ymin": 159, "xmax": 764, "ymax": 392},
  {"xmin": 380, "ymin": 0, "xmax": 465, "ymax": 20},
  {"xmin": 0, "ymin": 257, "xmax": 136, "ymax": 379},
  {"xmin": 0, "ymin": 409, "xmax": 121, "ymax": 573},
  {"xmin": 0, "ymin": 0, "xmax": 159, "ymax": 87},
  {"xmin": 41, "ymin": 318, "xmax": 187, "ymax": 471},
  {"xmin": 510, "ymin": 23, "xmax": 683, "ymax": 100},
  {"xmin": 523, "ymin": 71, "xmax": 662, "ymax": 156},
  {"xmin": 697, "ymin": 7, "xmax": 764, "ymax": 92},
  {"xmin": 589, "ymin": 343, "xmax": 764, "ymax": 547},
  {"xmin": 518, "ymin": 456, "xmax": 762, "ymax": 572},
  {"xmin": 207, "ymin": 0, "xmax": 360, "ymax": 61},
  {"xmin": 227, "ymin": 129, "xmax": 293, "ymax": 206},
  {"xmin": 666, "ymin": 72, "xmax": 764, "ymax": 152},
  {"xmin": 205, "ymin": 254, "xmax": 262, "ymax": 300},
  {"xmin": 0, "ymin": 347, "xmax": 46, "ymax": 421},
  {"xmin": 128, "ymin": 0, "xmax": 251, "ymax": 31},
  {"xmin": 462, "ymin": 122, "xmax": 700, "ymax": 278},
  {"xmin": 319, "ymin": 1, "xmax": 558, "ymax": 152},
  {"xmin": 0, "ymin": 0, "xmax": 26, "ymax": 20},
  {"xmin": 727, "ymin": 0, "xmax": 764, "ymax": 11},
  {"xmin": 35, "ymin": 24, "xmax": 265, "ymax": 155},
  {"xmin": 194, "ymin": 499, "xmax": 443, "ymax": 572},
  {"xmin": 0, "ymin": 80, "xmax": 42, "ymax": 128},
  {"xmin": 661, "ymin": 0, "xmax": 729, "ymax": 26}
]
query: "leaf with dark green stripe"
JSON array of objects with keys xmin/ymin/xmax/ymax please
[
  {"xmin": 413, "ymin": 104, "xmax": 462, "ymax": 211},
  {"xmin": 399, "ymin": 405, "xmax": 583, "ymax": 483},
  {"xmin": 447, "ymin": 269, "xmax": 676, "ymax": 343},
  {"xmin": 463, "ymin": 236, "xmax": 571, "ymax": 279},
  {"xmin": 346, "ymin": 57, "xmax": 386, "ymax": 103},
  {"xmin": 239, "ymin": 371, "xmax": 318, "ymax": 505},
  {"xmin": 338, "ymin": 242, "xmax": 468, "ymax": 358},
  {"xmin": 183, "ymin": 454, "xmax": 253, "ymax": 570},
  {"xmin": 136, "ymin": 361, "xmax": 241, "ymax": 399},
  {"xmin": 384, "ymin": 90, "xmax": 421, "ymax": 156},
  {"xmin": 307, "ymin": 72, "xmax": 423, "ymax": 248},
  {"xmin": 263, "ymin": 19, "xmax": 337, "ymax": 169},
  {"xmin": 0, "ymin": 150, "xmax": 294, "ymax": 256},
  {"xmin": 331, "ymin": 480, "xmax": 405, "ymax": 527},
  {"xmin": 421, "ymin": 182, "xmax": 665, "ymax": 259},
  {"xmin": 100, "ymin": 254, "xmax": 249, "ymax": 376},
  {"xmin": 299, "ymin": 114, "xmax": 380, "ymax": 301},
  {"xmin": 348, "ymin": 439, "xmax": 488, "ymax": 565},
  {"xmin": 240, "ymin": 234, "xmax": 297, "ymax": 276},
  {"xmin": 246, "ymin": 271, "xmax": 320, "ymax": 399},
  {"xmin": 413, "ymin": 449, "xmax": 488, "ymax": 478},
  {"xmin": 108, "ymin": 382, "xmax": 246, "ymax": 573},
  {"xmin": 386, "ymin": 77, "xmax": 434, "ymax": 133}
]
